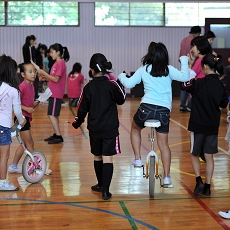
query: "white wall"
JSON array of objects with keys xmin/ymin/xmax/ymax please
[{"xmin": 0, "ymin": 3, "xmax": 204, "ymax": 86}]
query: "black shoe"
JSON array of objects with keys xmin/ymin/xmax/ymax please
[
  {"xmin": 91, "ymin": 184, "xmax": 102, "ymax": 192},
  {"xmin": 202, "ymin": 184, "xmax": 211, "ymax": 196},
  {"xmin": 194, "ymin": 182, "xmax": 204, "ymax": 196},
  {"xmin": 102, "ymin": 192, "xmax": 112, "ymax": 200},
  {"xmin": 44, "ymin": 134, "xmax": 56, "ymax": 141},
  {"xmin": 48, "ymin": 136, "xmax": 63, "ymax": 144}
]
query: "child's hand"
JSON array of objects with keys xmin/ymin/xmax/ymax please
[
  {"xmin": 38, "ymin": 102, "xmax": 45, "ymax": 107},
  {"xmin": 26, "ymin": 107, "xmax": 35, "ymax": 113},
  {"xmin": 72, "ymin": 116, "xmax": 79, "ymax": 129},
  {"xmin": 20, "ymin": 117, "xmax": 27, "ymax": 127}
]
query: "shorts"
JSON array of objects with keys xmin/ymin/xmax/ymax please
[
  {"xmin": 90, "ymin": 136, "xmax": 121, "ymax": 156},
  {"xmin": 0, "ymin": 125, "xmax": 12, "ymax": 145},
  {"xmin": 14, "ymin": 116, "xmax": 30, "ymax": 131},
  {"xmin": 48, "ymin": 97, "xmax": 62, "ymax": 116},
  {"xmin": 133, "ymin": 103, "xmax": 170, "ymax": 134},
  {"xmin": 191, "ymin": 133, "xmax": 218, "ymax": 156}
]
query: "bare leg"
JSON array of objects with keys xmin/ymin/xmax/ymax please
[
  {"xmin": 156, "ymin": 132, "xmax": 171, "ymax": 177},
  {"xmin": 0, "ymin": 145, "xmax": 10, "ymax": 180},
  {"xmin": 204, "ymin": 153, "xmax": 214, "ymax": 184},
  {"xmin": 12, "ymin": 130, "xmax": 34, "ymax": 164},
  {"xmin": 130, "ymin": 121, "xmax": 143, "ymax": 159},
  {"xmin": 191, "ymin": 154, "xmax": 200, "ymax": 177},
  {"xmin": 48, "ymin": 115, "xmax": 61, "ymax": 135}
]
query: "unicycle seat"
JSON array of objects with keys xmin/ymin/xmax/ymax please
[{"xmin": 144, "ymin": 119, "xmax": 161, "ymax": 128}]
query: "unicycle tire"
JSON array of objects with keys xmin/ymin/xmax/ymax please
[
  {"xmin": 22, "ymin": 150, "xmax": 47, "ymax": 183},
  {"xmin": 149, "ymin": 156, "xmax": 155, "ymax": 198}
]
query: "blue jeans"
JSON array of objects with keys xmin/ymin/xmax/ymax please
[{"xmin": 180, "ymin": 90, "xmax": 191, "ymax": 110}]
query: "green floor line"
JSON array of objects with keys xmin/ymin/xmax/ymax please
[{"xmin": 119, "ymin": 201, "xmax": 138, "ymax": 230}]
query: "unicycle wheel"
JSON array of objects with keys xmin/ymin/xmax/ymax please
[
  {"xmin": 22, "ymin": 150, "xmax": 47, "ymax": 183},
  {"xmin": 149, "ymin": 156, "xmax": 156, "ymax": 198}
]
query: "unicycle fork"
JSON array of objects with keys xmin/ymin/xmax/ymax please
[{"xmin": 142, "ymin": 120, "xmax": 162, "ymax": 198}]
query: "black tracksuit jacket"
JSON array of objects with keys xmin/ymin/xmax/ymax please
[
  {"xmin": 182, "ymin": 74, "xmax": 228, "ymax": 135},
  {"xmin": 73, "ymin": 76, "xmax": 126, "ymax": 138}
]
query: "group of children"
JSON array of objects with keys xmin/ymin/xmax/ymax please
[{"xmin": 0, "ymin": 36, "xmax": 230, "ymax": 217}]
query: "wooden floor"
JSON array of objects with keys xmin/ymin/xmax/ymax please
[{"xmin": 1, "ymin": 97, "xmax": 230, "ymax": 230}]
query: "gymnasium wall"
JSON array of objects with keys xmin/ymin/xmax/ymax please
[{"xmin": 0, "ymin": 2, "xmax": 204, "ymax": 95}]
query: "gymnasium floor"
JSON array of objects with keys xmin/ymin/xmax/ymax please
[{"xmin": 1, "ymin": 97, "xmax": 230, "ymax": 230}]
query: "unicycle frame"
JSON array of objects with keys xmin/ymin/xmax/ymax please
[
  {"xmin": 143, "ymin": 121, "xmax": 162, "ymax": 197},
  {"xmin": 11, "ymin": 121, "xmax": 47, "ymax": 183}
]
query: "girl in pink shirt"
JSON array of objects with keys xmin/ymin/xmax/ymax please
[
  {"xmin": 0, "ymin": 55, "xmax": 26, "ymax": 191},
  {"xmin": 67, "ymin": 62, "xmax": 84, "ymax": 107},
  {"xmin": 36, "ymin": 43, "xmax": 70, "ymax": 144},
  {"xmin": 8, "ymin": 63, "xmax": 37, "ymax": 174}
]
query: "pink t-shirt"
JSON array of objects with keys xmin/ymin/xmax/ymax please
[
  {"xmin": 20, "ymin": 81, "xmax": 34, "ymax": 121},
  {"xmin": 106, "ymin": 74, "xmax": 116, "ymax": 80},
  {"xmin": 192, "ymin": 57, "xmax": 205, "ymax": 79},
  {"xmin": 179, "ymin": 34, "xmax": 194, "ymax": 57},
  {"xmin": 48, "ymin": 59, "xmax": 67, "ymax": 99},
  {"xmin": 67, "ymin": 72, "xmax": 84, "ymax": 98}
]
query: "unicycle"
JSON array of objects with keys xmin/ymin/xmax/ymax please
[
  {"xmin": 143, "ymin": 119, "xmax": 163, "ymax": 198},
  {"xmin": 11, "ymin": 121, "xmax": 47, "ymax": 183}
]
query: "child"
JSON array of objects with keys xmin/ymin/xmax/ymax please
[
  {"xmin": 181, "ymin": 54, "xmax": 228, "ymax": 196},
  {"xmin": 35, "ymin": 43, "xmax": 70, "ymax": 144},
  {"xmin": 118, "ymin": 42, "xmax": 189, "ymax": 187},
  {"xmin": 8, "ymin": 63, "xmax": 37, "ymax": 174},
  {"xmin": 67, "ymin": 62, "xmax": 84, "ymax": 107},
  {"xmin": 72, "ymin": 53, "xmax": 126, "ymax": 200},
  {"xmin": 0, "ymin": 54, "xmax": 26, "ymax": 191}
]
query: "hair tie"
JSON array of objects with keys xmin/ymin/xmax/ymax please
[
  {"xmin": 214, "ymin": 57, "xmax": 219, "ymax": 62},
  {"xmin": 96, "ymin": 64, "xmax": 101, "ymax": 71}
]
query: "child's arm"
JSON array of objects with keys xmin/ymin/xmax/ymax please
[
  {"xmin": 21, "ymin": 105, "xmax": 35, "ymax": 114},
  {"xmin": 181, "ymin": 78, "xmax": 196, "ymax": 94},
  {"xmin": 37, "ymin": 69, "xmax": 60, "ymax": 83},
  {"xmin": 13, "ymin": 104, "xmax": 26, "ymax": 126}
]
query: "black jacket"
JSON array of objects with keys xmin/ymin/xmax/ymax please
[
  {"xmin": 73, "ymin": 76, "xmax": 126, "ymax": 138},
  {"xmin": 182, "ymin": 74, "xmax": 228, "ymax": 135}
]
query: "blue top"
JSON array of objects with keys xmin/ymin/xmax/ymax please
[
  {"xmin": 44, "ymin": 57, "xmax": 49, "ymax": 72},
  {"xmin": 118, "ymin": 56, "xmax": 189, "ymax": 111}
]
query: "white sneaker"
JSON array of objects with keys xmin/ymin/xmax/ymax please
[
  {"xmin": 131, "ymin": 159, "xmax": 142, "ymax": 167},
  {"xmin": 219, "ymin": 210, "xmax": 230, "ymax": 219},
  {"xmin": 163, "ymin": 176, "xmax": 174, "ymax": 188},
  {"xmin": 0, "ymin": 181, "xmax": 19, "ymax": 191},
  {"xmin": 8, "ymin": 165, "xmax": 22, "ymax": 174}
]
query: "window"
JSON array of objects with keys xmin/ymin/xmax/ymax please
[
  {"xmin": 95, "ymin": 2, "xmax": 163, "ymax": 26},
  {"xmin": 0, "ymin": 2, "xmax": 4, "ymax": 25},
  {"xmin": 95, "ymin": 2, "xmax": 230, "ymax": 27},
  {"xmin": 7, "ymin": 1, "xmax": 78, "ymax": 26}
]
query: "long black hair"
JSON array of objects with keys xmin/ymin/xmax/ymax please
[
  {"xmin": 49, "ymin": 43, "xmax": 70, "ymax": 62},
  {"xmin": 0, "ymin": 54, "xmax": 19, "ymax": 90},
  {"xmin": 141, "ymin": 42, "xmax": 169, "ymax": 77}
]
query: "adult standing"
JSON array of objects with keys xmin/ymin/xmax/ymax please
[{"xmin": 179, "ymin": 26, "xmax": 201, "ymax": 112}]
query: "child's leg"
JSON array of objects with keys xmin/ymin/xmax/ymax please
[
  {"xmin": 102, "ymin": 155, "xmax": 113, "ymax": 200},
  {"xmin": 0, "ymin": 145, "xmax": 10, "ymax": 180},
  {"xmin": 48, "ymin": 115, "xmax": 61, "ymax": 135},
  {"xmin": 92, "ymin": 155, "xmax": 103, "ymax": 191},
  {"xmin": 204, "ymin": 153, "xmax": 214, "ymax": 184},
  {"xmin": 12, "ymin": 130, "xmax": 34, "ymax": 165},
  {"xmin": 191, "ymin": 154, "xmax": 201, "ymax": 177}
]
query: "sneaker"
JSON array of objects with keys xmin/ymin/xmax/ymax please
[
  {"xmin": 0, "ymin": 181, "xmax": 19, "ymax": 191},
  {"xmin": 44, "ymin": 133, "xmax": 56, "ymax": 141},
  {"xmin": 131, "ymin": 159, "xmax": 142, "ymax": 167},
  {"xmin": 8, "ymin": 165, "xmax": 22, "ymax": 174},
  {"xmin": 163, "ymin": 176, "xmax": 174, "ymax": 188},
  {"xmin": 91, "ymin": 184, "xmax": 102, "ymax": 192},
  {"xmin": 180, "ymin": 107, "xmax": 187, "ymax": 113},
  {"xmin": 48, "ymin": 136, "xmax": 63, "ymax": 144},
  {"xmin": 186, "ymin": 108, "xmax": 191, "ymax": 112},
  {"xmin": 194, "ymin": 182, "xmax": 204, "ymax": 196},
  {"xmin": 219, "ymin": 210, "xmax": 230, "ymax": 219}
]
